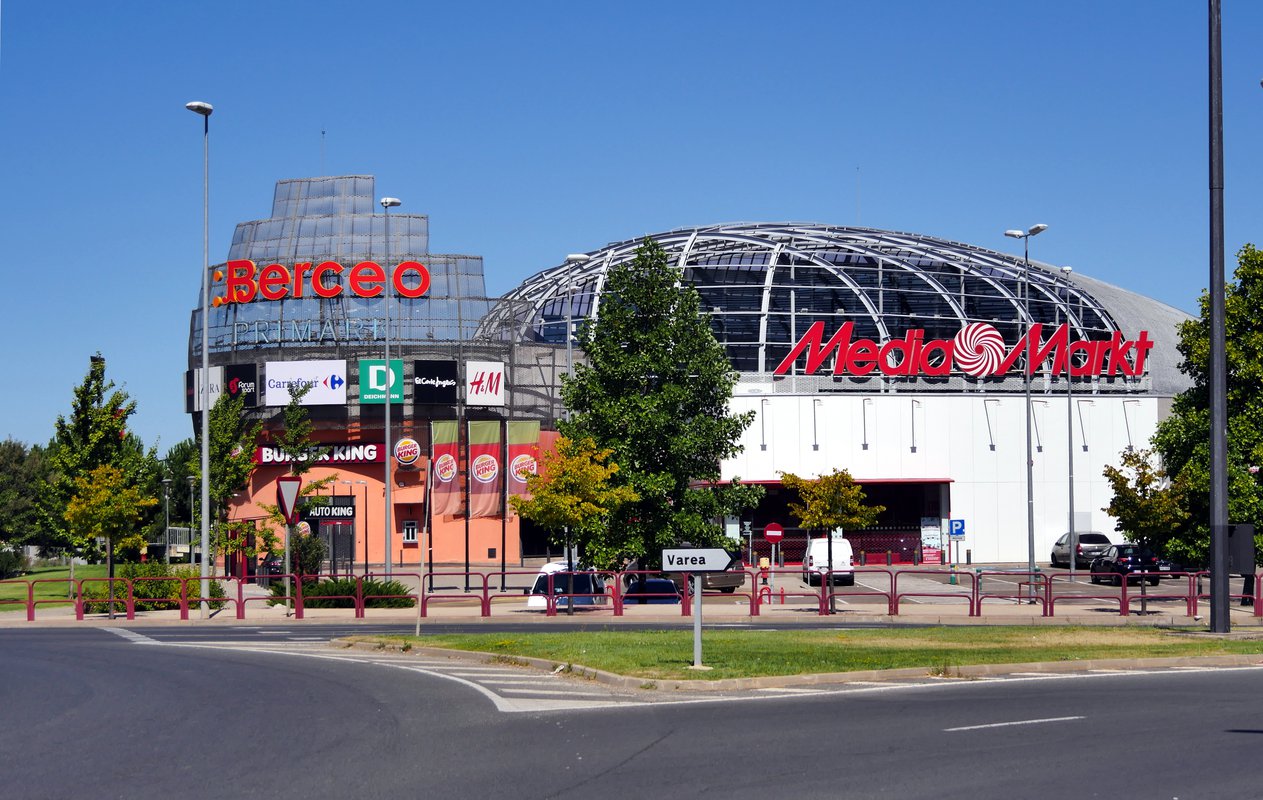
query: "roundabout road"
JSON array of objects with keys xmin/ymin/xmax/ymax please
[{"xmin": 5, "ymin": 627, "xmax": 1263, "ymax": 799}]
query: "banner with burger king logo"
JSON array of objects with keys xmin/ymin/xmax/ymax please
[
  {"xmin": 506, "ymin": 421, "xmax": 540, "ymax": 501},
  {"xmin": 429, "ymin": 420, "xmax": 461, "ymax": 517},
  {"xmin": 468, "ymin": 420, "xmax": 502, "ymax": 519}
]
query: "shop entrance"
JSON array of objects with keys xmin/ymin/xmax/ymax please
[{"xmin": 319, "ymin": 521, "xmax": 356, "ymax": 577}]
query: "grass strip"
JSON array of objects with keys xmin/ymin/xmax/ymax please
[
  {"xmin": 0, "ymin": 565, "xmax": 108, "ymax": 612},
  {"xmin": 389, "ymin": 626, "xmax": 1263, "ymax": 681}
]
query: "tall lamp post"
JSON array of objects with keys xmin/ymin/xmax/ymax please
[
  {"xmin": 1004, "ymin": 223, "xmax": 1048, "ymax": 602},
  {"xmin": 1061, "ymin": 266, "xmax": 1077, "ymax": 582},
  {"xmin": 380, "ymin": 197, "xmax": 401, "ymax": 577},
  {"xmin": 186, "ymin": 99, "xmax": 213, "ymax": 616},
  {"xmin": 187, "ymin": 475, "xmax": 196, "ymax": 562},
  {"xmin": 561, "ymin": 254, "xmax": 589, "ymax": 616},
  {"xmin": 162, "ymin": 478, "xmax": 172, "ymax": 565}
]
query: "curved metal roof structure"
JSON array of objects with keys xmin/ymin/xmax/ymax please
[{"xmin": 484, "ymin": 223, "xmax": 1191, "ymax": 396}]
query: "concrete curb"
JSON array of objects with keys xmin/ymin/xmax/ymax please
[{"xmin": 332, "ymin": 636, "xmax": 1263, "ymax": 693}]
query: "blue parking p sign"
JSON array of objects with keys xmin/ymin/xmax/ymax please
[{"xmin": 948, "ymin": 519, "xmax": 966, "ymax": 538}]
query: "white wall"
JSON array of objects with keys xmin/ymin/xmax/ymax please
[{"xmin": 723, "ymin": 390, "xmax": 1161, "ymax": 564}]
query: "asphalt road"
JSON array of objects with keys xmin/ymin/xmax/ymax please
[{"xmin": 5, "ymin": 627, "xmax": 1261, "ymax": 799}]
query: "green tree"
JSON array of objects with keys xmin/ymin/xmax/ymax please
[
  {"xmin": 162, "ymin": 437, "xmax": 196, "ymax": 524},
  {"xmin": 562, "ymin": 239, "xmax": 762, "ymax": 568},
  {"xmin": 190, "ymin": 391, "xmax": 263, "ymax": 562},
  {"xmin": 1149, "ymin": 243, "xmax": 1263, "ymax": 566},
  {"xmin": 780, "ymin": 469, "xmax": 886, "ymax": 534},
  {"xmin": 0, "ymin": 440, "xmax": 48, "ymax": 548},
  {"xmin": 64, "ymin": 464, "xmax": 159, "ymax": 612},
  {"xmin": 1101, "ymin": 448, "xmax": 1190, "ymax": 559},
  {"xmin": 43, "ymin": 354, "xmax": 157, "ymax": 559},
  {"xmin": 509, "ymin": 436, "xmax": 639, "ymax": 570}
]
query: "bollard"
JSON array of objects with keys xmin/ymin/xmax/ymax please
[
  {"xmin": 966, "ymin": 549, "xmax": 972, "ymax": 565},
  {"xmin": 886, "ymin": 550, "xmax": 892, "ymax": 566},
  {"xmin": 860, "ymin": 551, "xmax": 867, "ymax": 566}
]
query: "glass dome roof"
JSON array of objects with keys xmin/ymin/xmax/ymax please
[{"xmin": 485, "ymin": 223, "xmax": 1190, "ymax": 395}]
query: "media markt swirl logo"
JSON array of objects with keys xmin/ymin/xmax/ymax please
[
  {"xmin": 952, "ymin": 323, "xmax": 1007, "ymax": 377},
  {"xmin": 472, "ymin": 454, "xmax": 499, "ymax": 483},
  {"xmin": 434, "ymin": 453, "xmax": 458, "ymax": 483}
]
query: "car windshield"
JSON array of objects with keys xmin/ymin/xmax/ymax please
[
  {"xmin": 1079, "ymin": 534, "xmax": 1110, "ymax": 544},
  {"xmin": 1116, "ymin": 546, "xmax": 1154, "ymax": 558},
  {"xmin": 531, "ymin": 572, "xmax": 600, "ymax": 595}
]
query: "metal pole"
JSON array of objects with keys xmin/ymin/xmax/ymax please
[
  {"xmin": 1208, "ymin": 0, "xmax": 1230, "ymax": 632},
  {"xmin": 162, "ymin": 479, "xmax": 171, "ymax": 565},
  {"xmin": 1023, "ymin": 236, "xmax": 1036, "ymax": 603},
  {"xmin": 692, "ymin": 573, "xmax": 703, "ymax": 667},
  {"xmin": 186, "ymin": 101, "xmax": 214, "ymax": 618},
  {"xmin": 187, "ymin": 476, "xmax": 195, "ymax": 562},
  {"xmin": 381, "ymin": 197, "xmax": 401, "ymax": 577},
  {"xmin": 1063, "ymin": 267, "xmax": 1076, "ymax": 582}
]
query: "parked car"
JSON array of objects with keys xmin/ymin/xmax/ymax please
[
  {"xmin": 1050, "ymin": 532, "xmax": 1113, "ymax": 568},
  {"xmin": 627, "ymin": 551, "xmax": 747, "ymax": 594},
  {"xmin": 1090, "ymin": 544, "xmax": 1162, "ymax": 585},
  {"xmin": 260, "ymin": 554, "xmax": 284, "ymax": 576},
  {"xmin": 524, "ymin": 562, "xmax": 607, "ymax": 610},
  {"xmin": 622, "ymin": 577, "xmax": 682, "ymax": 604},
  {"xmin": 802, "ymin": 533, "xmax": 855, "ymax": 586}
]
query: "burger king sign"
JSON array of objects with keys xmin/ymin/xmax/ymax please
[{"xmin": 394, "ymin": 437, "xmax": 421, "ymax": 469}]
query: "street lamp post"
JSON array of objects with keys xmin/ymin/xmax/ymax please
[
  {"xmin": 162, "ymin": 478, "xmax": 172, "ymax": 565},
  {"xmin": 380, "ymin": 196, "xmax": 401, "ymax": 578},
  {"xmin": 1005, "ymin": 223, "xmax": 1048, "ymax": 603},
  {"xmin": 186, "ymin": 99, "xmax": 213, "ymax": 617},
  {"xmin": 187, "ymin": 475, "xmax": 195, "ymax": 562},
  {"xmin": 561, "ymin": 254, "xmax": 589, "ymax": 616},
  {"xmin": 1061, "ymin": 266, "xmax": 1076, "ymax": 582}
]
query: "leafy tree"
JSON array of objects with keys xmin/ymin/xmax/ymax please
[
  {"xmin": 780, "ymin": 469, "xmax": 886, "ymax": 534},
  {"xmin": 509, "ymin": 436, "xmax": 639, "ymax": 570},
  {"xmin": 64, "ymin": 464, "xmax": 158, "ymax": 612},
  {"xmin": 161, "ymin": 437, "xmax": 197, "ymax": 524},
  {"xmin": 0, "ymin": 440, "xmax": 48, "ymax": 548},
  {"xmin": 1149, "ymin": 243, "xmax": 1263, "ymax": 566},
  {"xmin": 1102, "ymin": 448, "xmax": 1190, "ymax": 559},
  {"xmin": 562, "ymin": 239, "xmax": 762, "ymax": 568},
  {"xmin": 43, "ymin": 355, "xmax": 157, "ymax": 561},
  {"xmin": 254, "ymin": 384, "xmax": 335, "ymax": 568},
  {"xmin": 190, "ymin": 391, "xmax": 262, "ymax": 562}
]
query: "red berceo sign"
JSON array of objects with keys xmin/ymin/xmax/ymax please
[{"xmin": 764, "ymin": 523, "xmax": 784, "ymax": 543}]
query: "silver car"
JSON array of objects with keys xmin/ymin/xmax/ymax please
[{"xmin": 1050, "ymin": 532, "xmax": 1112, "ymax": 568}]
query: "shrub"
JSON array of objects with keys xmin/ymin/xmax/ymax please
[
  {"xmin": 268, "ymin": 577, "xmax": 415, "ymax": 609},
  {"xmin": 81, "ymin": 563, "xmax": 226, "ymax": 613},
  {"xmin": 0, "ymin": 549, "xmax": 28, "ymax": 579}
]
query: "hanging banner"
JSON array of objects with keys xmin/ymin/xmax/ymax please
[
  {"xmin": 430, "ymin": 420, "xmax": 462, "ymax": 517},
  {"xmin": 468, "ymin": 420, "xmax": 502, "ymax": 518},
  {"xmin": 506, "ymin": 421, "xmax": 541, "ymax": 500}
]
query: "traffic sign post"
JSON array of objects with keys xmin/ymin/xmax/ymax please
[
  {"xmin": 662, "ymin": 547, "xmax": 740, "ymax": 669},
  {"xmin": 763, "ymin": 524, "xmax": 784, "ymax": 599},
  {"xmin": 276, "ymin": 476, "xmax": 303, "ymax": 617}
]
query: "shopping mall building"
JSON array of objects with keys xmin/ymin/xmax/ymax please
[{"xmin": 190, "ymin": 175, "xmax": 1191, "ymax": 571}]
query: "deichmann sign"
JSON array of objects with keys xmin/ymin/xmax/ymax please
[
  {"xmin": 774, "ymin": 322, "xmax": 1155, "ymax": 378},
  {"xmin": 218, "ymin": 260, "xmax": 432, "ymax": 304},
  {"xmin": 254, "ymin": 444, "xmax": 383, "ymax": 464},
  {"xmin": 359, "ymin": 359, "xmax": 403, "ymax": 404},
  {"xmin": 265, "ymin": 360, "xmax": 347, "ymax": 406}
]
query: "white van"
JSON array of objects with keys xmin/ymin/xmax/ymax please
[{"xmin": 802, "ymin": 532, "xmax": 855, "ymax": 586}]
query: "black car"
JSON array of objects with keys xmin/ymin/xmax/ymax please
[
  {"xmin": 621, "ymin": 577, "xmax": 682, "ymax": 604},
  {"xmin": 260, "ymin": 554, "xmax": 284, "ymax": 576},
  {"xmin": 1089, "ymin": 544, "xmax": 1162, "ymax": 586}
]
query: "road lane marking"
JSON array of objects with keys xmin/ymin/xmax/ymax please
[
  {"xmin": 945, "ymin": 715, "xmax": 1084, "ymax": 732},
  {"xmin": 105, "ymin": 628, "xmax": 162, "ymax": 645}
]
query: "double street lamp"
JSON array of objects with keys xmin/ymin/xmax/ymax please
[
  {"xmin": 162, "ymin": 478, "xmax": 172, "ymax": 565},
  {"xmin": 1004, "ymin": 223, "xmax": 1048, "ymax": 601},
  {"xmin": 561, "ymin": 253, "xmax": 590, "ymax": 616}
]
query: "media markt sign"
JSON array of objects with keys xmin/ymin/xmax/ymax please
[{"xmin": 359, "ymin": 359, "xmax": 403, "ymax": 404}]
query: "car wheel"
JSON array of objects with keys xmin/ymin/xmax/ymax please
[
  {"xmin": 1050, "ymin": 554, "xmax": 1060, "ymax": 568},
  {"xmin": 841, "ymin": 574, "xmax": 855, "ymax": 587},
  {"xmin": 1148, "ymin": 577, "xmax": 1160, "ymax": 586},
  {"xmin": 720, "ymin": 586, "xmax": 737, "ymax": 594},
  {"xmin": 1113, "ymin": 573, "xmax": 1122, "ymax": 587}
]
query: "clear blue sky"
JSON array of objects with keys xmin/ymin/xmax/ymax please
[{"xmin": 2, "ymin": 1, "xmax": 1261, "ymax": 454}]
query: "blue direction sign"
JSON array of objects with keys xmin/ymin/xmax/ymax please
[{"xmin": 948, "ymin": 519, "xmax": 966, "ymax": 538}]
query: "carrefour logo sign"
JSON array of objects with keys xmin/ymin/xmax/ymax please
[
  {"xmin": 774, "ymin": 322, "xmax": 1154, "ymax": 379},
  {"xmin": 264, "ymin": 360, "xmax": 348, "ymax": 406}
]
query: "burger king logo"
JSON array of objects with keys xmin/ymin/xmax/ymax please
[
  {"xmin": 472, "ymin": 453, "xmax": 499, "ymax": 483},
  {"xmin": 296, "ymin": 521, "xmax": 312, "ymax": 537},
  {"xmin": 434, "ymin": 453, "xmax": 458, "ymax": 483},
  {"xmin": 394, "ymin": 437, "xmax": 421, "ymax": 468},
  {"xmin": 510, "ymin": 453, "xmax": 537, "ymax": 483}
]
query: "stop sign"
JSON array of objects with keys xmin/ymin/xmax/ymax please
[{"xmin": 764, "ymin": 523, "xmax": 784, "ymax": 543}]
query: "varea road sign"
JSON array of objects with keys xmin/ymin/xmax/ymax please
[
  {"xmin": 948, "ymin": 519, "xmax": 966, "ymax": 538},
  {"xmin": 662, "ymin": 548, "xmax": 740, "ymax": 573}
]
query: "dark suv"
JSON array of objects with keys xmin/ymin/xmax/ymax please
[
  {"xmin": 1090, "ymin": 544, "xmax": 1162, "ymax": 586},
  {"xmin": 1050, "ymin": 532, "xmax": 1112, "ymax": 568}
]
